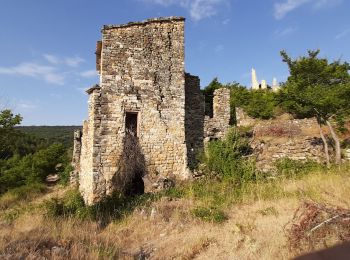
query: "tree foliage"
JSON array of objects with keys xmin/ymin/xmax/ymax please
[
  {"xmin": 0, "ymin": 110, "xmax": 23, "ymax": 160},
  {"xmin": 0, "ymin": 109, "xmax": 71, "ymax": 194},
  {"xmin": 279, "ymin": 49, "xmax": 350, "ymax": 165}
]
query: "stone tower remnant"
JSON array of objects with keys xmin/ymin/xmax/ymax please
[
  {"xmin": 72, "ymin": 17, "xmax": 232, "ymax": 205},
  {"xmin": 272, "ymin": 77, "xmax": 280, "ymax": 92},
  {"xmin": 251, "ymin": 68, "xmax": 259, "ymax": 90},
  {"xmin": 261, "ymin": 79, "xmax": 267, "ymax": 89}
]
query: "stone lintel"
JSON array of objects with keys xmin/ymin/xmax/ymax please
[
  {"xmin": 102, "ymin": 16, "xmax": 185, "ymax": 31},
  {"xmin": 86, "ymin": 84, "xmax": 101, "ymax": 95}
]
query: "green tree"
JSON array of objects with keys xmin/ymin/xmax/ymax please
[
  {"xmin": 279, "ymin": 50, "xmax": 350, "ymax": 166},
  {"xmin": 0, "ymin": 110, "xmax": 23, "ymax": 159},
  {"xmin": 202, "ymin": 77, "xmax": 224, "ymax": 117}
]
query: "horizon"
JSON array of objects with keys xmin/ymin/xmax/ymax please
[{"xmin": 1, "ymin": 0, "xmax": 349, "ymax": 125}]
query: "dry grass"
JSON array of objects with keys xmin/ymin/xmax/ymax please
[{"xmin": 1, "ymin": 166, "xmax": 350, "ymax": 259}]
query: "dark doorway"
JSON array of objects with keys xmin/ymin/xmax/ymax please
[
  {"xmin": 127, "ymin": 171, "xmax": 144, "ymax": 195},
  {"xmin": 125, "ymin": 112, "xmax": 138, "ymax": 137}
]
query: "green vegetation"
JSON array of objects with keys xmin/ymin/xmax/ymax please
[
  {"xmin": 279, "ymin": 50, "xmax": 350, "ymax": 166},
  {"xmin": 201, "ymin": 128, "xmax": 256, "ymax": 184},
  {"xmin": 191, "ymin": 206, "xmax": 227, "ymax": 223},
  {"xmin": 0, "ymin": 109, "xmax": 72, "ymax": 196},
  {"xmin": 274, "ymin": 158, "xmax": 324, "ymax": 179},
  {"xmin": 203, "ymin": 50, "xmax": 350, "ymax": 166},
  {"xmin": 17, "ymin": 125, "xmax": 81, "ymax": 148},
  {"xmin": 44, "ymin": 189, "xmax": 157, "ymax": 222}
]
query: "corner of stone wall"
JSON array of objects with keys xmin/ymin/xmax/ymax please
[
  {"xmin": 79, "ymin": 85, "xmax": 105, "ymax": 205},
  {"xmin": 70, "ymin": 129, "xmax": 82, "ymax": 186}
]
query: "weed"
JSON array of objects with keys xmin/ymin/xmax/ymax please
[
  {"xmin": 275, "ymin": 158, "xmax": 324, "ymax": 179},
  {"xmin": 0, "ymin": 182, "xmax": 46, "ymax": 210},
  {"xmin": 191, "ymin": 206, "xmax": 227, "ymax": 223}
]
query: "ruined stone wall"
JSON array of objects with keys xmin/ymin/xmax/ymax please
[
  {"xmin": 79, "ymin": 17, "xmax": 189, "ymax": 204},
  {"xmin": 185, "ymin": 73, "xmax": 204, "ymax": 169},
  {"xmin": 236, "ymin": 107, "xmax": 257, "ymax": 127},
  {"xmin": 70, "ymin": 129, "xmax": 82, "ymax": 186},
  {"xmin": 251, "ymin": 117, "xmax": 325, "ymax": 172},
  {"xmin": 79, "ymin": 86, "xmax": 102, "ymax": 204},
  {"xmin": 204, "ymin": 88, "xmax": 231, "ymax": 140}
]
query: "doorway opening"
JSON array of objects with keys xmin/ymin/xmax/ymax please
[{"xmin": 125, "ymin": 112, "xmax": 138, "ymax": 137}]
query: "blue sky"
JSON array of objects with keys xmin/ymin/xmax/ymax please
[{"xmin": 0, "ymin": 0, "xmax": 349, "ymax": 125}]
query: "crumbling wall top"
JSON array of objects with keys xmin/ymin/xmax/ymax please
[
  {"xmin": 86, "ymin": 84, "xmax": 101, "ymax": 95},
  {"xmin": 102, "ymin": 16, "xmax": 185, "ymax": 31}
]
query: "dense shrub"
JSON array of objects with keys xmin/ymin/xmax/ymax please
[
  {"xmin": 45, "ymin": 189, "xmax": 157, "ymax": 221},
  {"xmin": 44, "ymin": 189, "xmax": 88, "ymax": 219},
  {"xmin": 203, "ymin": 128, "xmax": 256, "ymax": 185},
  {"xmin": 0, "ymin": 143, "xmax": 69, "ymax": 194},
  {"xmin": 274, "ymin": 158, "xmax": 324, "ymax": 178},
  {"xmin": 0, "ymin": 182, "xmax": 46, "ymax": 210}
]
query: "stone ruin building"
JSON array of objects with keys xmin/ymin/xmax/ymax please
[{"xmin": 71, "ymin": 17, "xmax": 232, "ymax": 205}]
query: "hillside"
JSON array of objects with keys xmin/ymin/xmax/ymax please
[
  {"xmin": 1, "ymin": 166, "xmax": 350, "ymax": 259},
  {"xmin": 16, "ymin": 126, "xmax": 82, "ymax": 147}
]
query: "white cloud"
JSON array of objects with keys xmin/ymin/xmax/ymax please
[
  {"xmin": 274, "ymin": 0, "xmax": 342, "ymax": 19},
  {"xmin": 79, "ymin": 69, "xmax": 98, "ymax": 78},
  {"xmin": 43, "ymin": 54, "xmax": 60, "ymax": 64},
  {"xmin": 274, "ymin": 0, "xmax": 310, "ymax": 19},
  {"xmin": 335, "ymin": 28, "xmax": 350, "ymax": 40},
  {"xmin": 274, "ymin": 26, "xmax": 297, "ymax": 37},
  {"xmin": 43, "ymin": 54, "xmax": 85, "ymax": 67},
  {"xmin": 17, "ymin": 102, "xmax": 37, "ymax": 110},
  {"xmin": 0, "ymin": 62, "xmax": 65, "ymax": 85},
  {"xmin": 65, "ymin": 56, "xmax": 85, "ymax": 67},
  {"xmin": 144, "ymin": 0, "xmax": 227, "ymax": 21}
]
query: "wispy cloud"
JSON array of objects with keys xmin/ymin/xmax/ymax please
[
  {"xmin": 65, "ymin": 56, "xmax": 85, "ymax": 67},
  {"xmin": 335, "ymin": 28, "xmax": 350, "ymax": 40},
  {"xmin": 43, "ymin": 54, "xmax": 60, "ymax": 65},
  {"xmin": 17, "ymin": 102, "xmax": 37, "ymax": 110},
  {"xmin": 222, "ymin": 18, "xmax": 230, "ymax": 25},
  {"xmin": 79, "ymin": 69, "xmax": 98, "ymax": 78},
  {"xmin": 44, "ymin": 54, "xmax": 85, "ymax": 67},
  {"xmin": 274, "ymin": 0, "xmax": 342, "ymax": 19},
  {"xmin": 0, "ymin": 52, "xmax": 95, "ymax": 86},
  {"xmin": 274, "ymin": 26, "xmax": 298, "ymax": 37},
  {"xmin": 274, "ymin": 0, "xmax": 310, "ymax": 19},
  {"xmin": 143, "ymin": 0, "xmax": 228, "ymax": 21},
  {"xmin": 0, "ymin": 62, "xmax": 65, "ymax": 85}
]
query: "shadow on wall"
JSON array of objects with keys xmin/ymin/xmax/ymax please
[{"xmin": 112, "ymin": 131, "xmax": 146, "ymax": 195}]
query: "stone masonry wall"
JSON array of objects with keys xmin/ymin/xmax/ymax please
[
  {"xmin": 204, "ymin": 88, "xmax": 231, "ymax": 141},
  {"xmin": 79, "ymin": 17, "xmax": 190, "ymax": 205},
  {"xmin": 79, "ymin": 86, "xmax": 102, "ymax": 204},
  {"xmin": 251, "ymin": 117, "xmax": 325, "ymax": 172},
  {"xmin": 185, "ymin": 73, "xmax": 204, "ymax": 169},
  {"xmin": 70, "ymin": 129, "xmax": 82, "ymax": 186}
]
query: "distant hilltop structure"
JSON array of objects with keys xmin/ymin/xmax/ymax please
[{"xmin": 251, "ymin": 68, "xmax": 280, "ymax": 92}]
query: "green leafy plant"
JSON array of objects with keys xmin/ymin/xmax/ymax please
[{"xmin": 192, "ymin": 206, "xmax": 227, "ymax": 223}]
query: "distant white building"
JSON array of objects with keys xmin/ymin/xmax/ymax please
[{"xmin": 251, "ymin": 68, "xmax": 280, "ymax": 91}]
